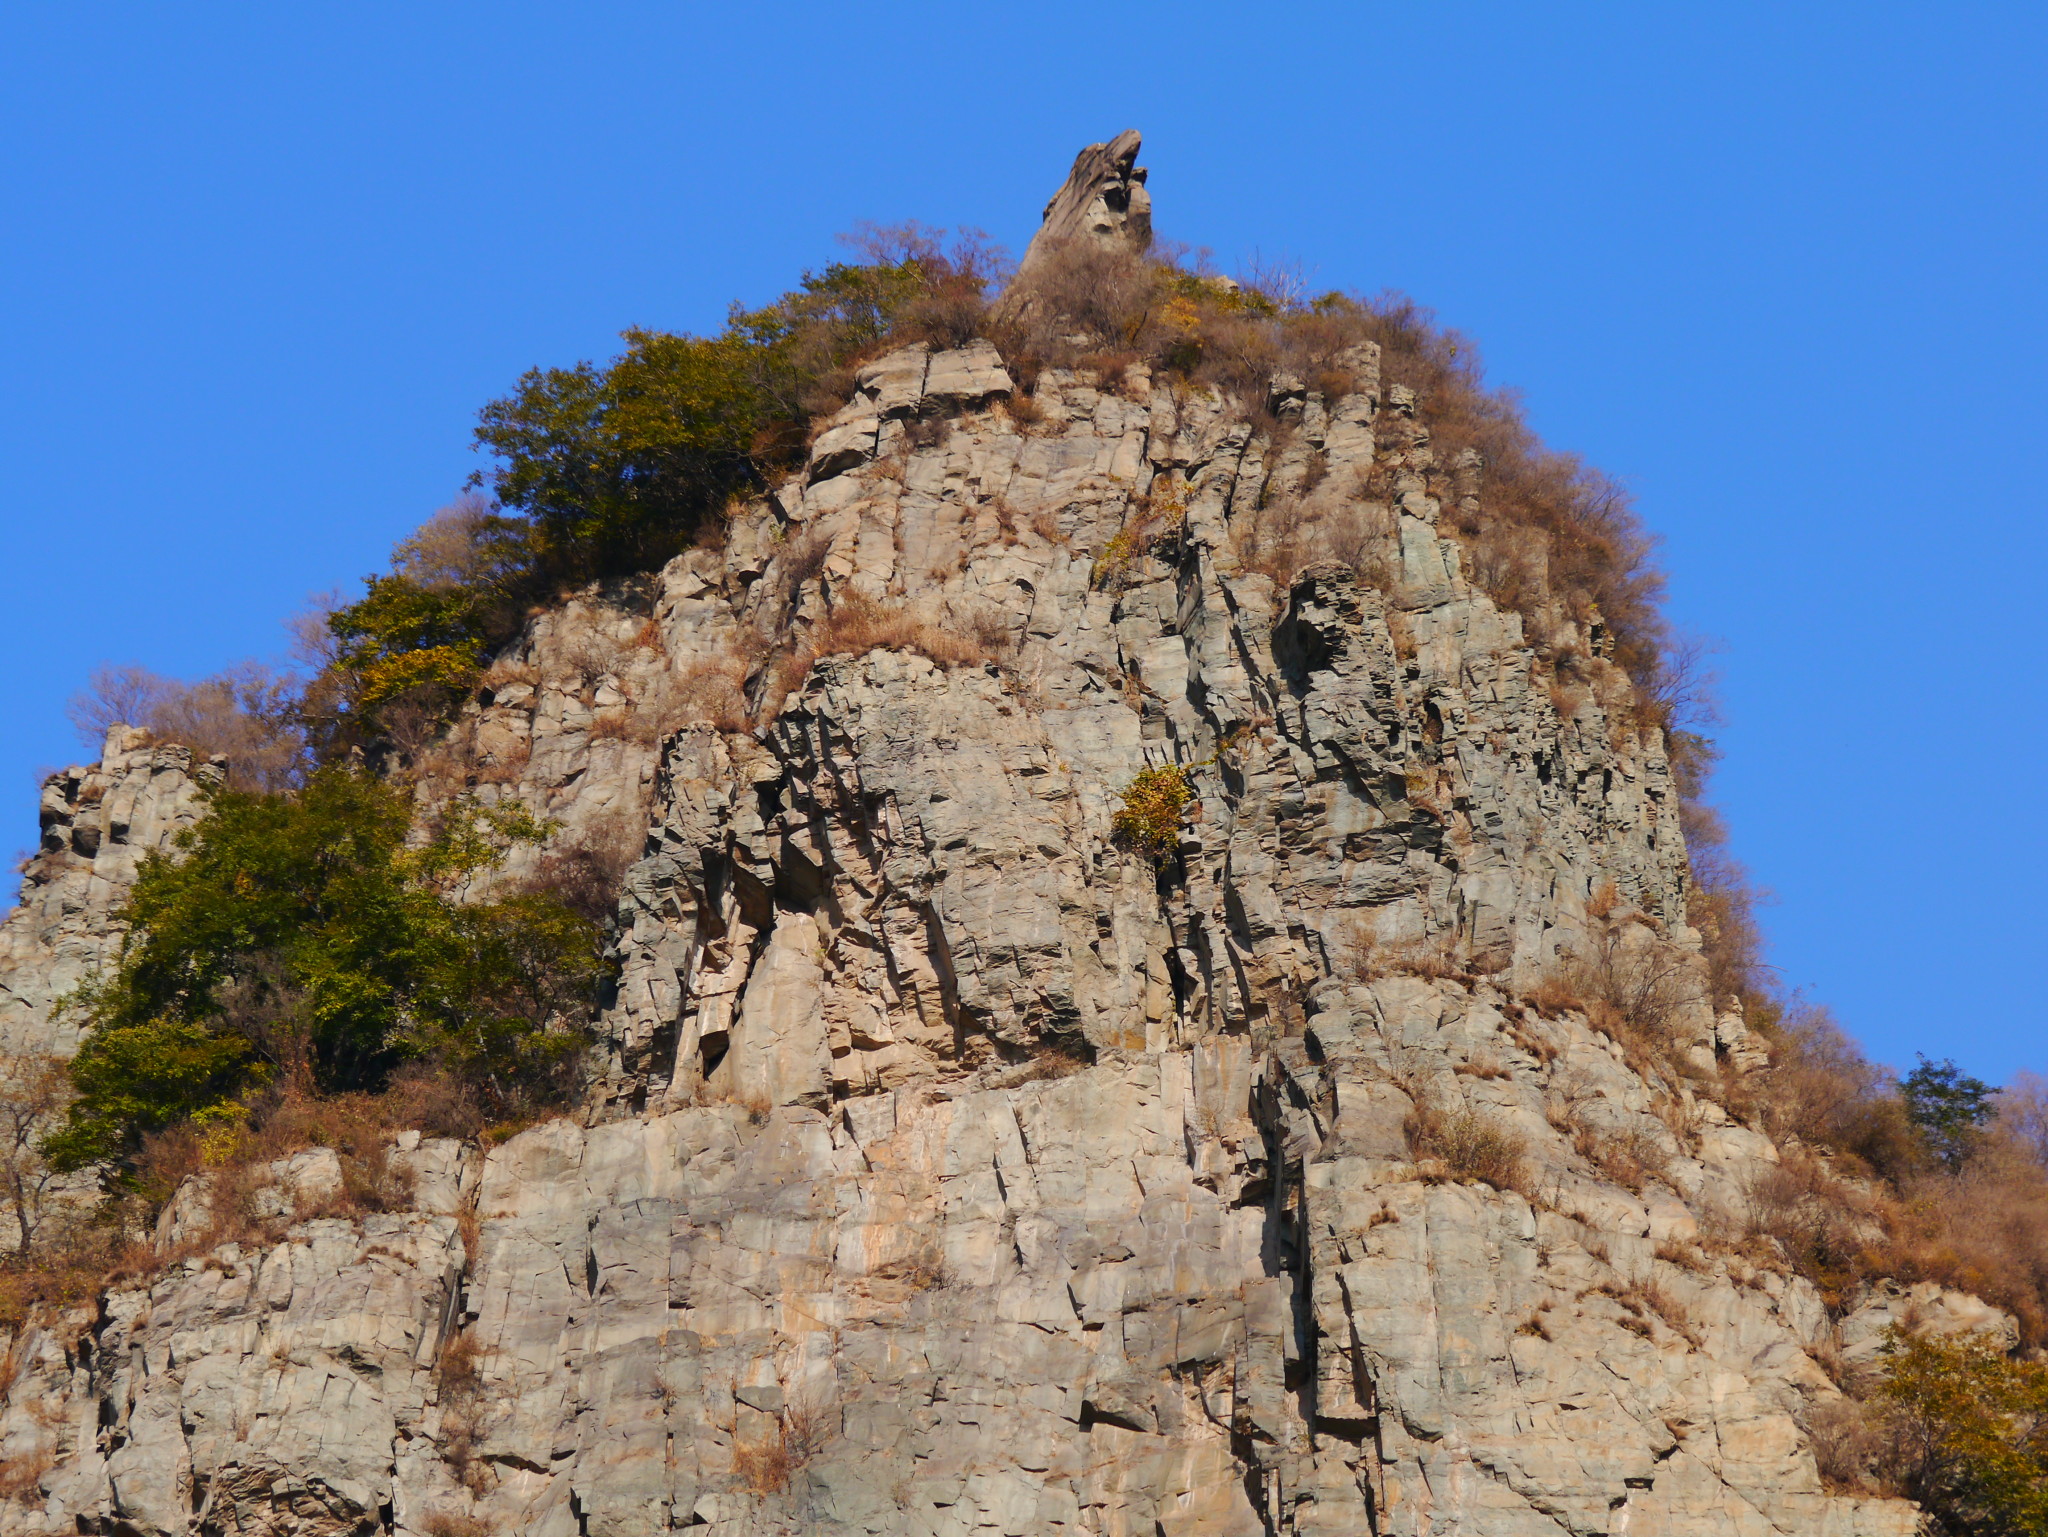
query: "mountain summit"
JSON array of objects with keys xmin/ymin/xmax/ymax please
[{"xmin": 0, "ymin": 135, "xmax": 1999, "ymax": 1537}]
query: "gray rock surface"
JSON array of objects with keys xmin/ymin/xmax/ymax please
[
  {"xmin": 0, "ymin": 173, "xmax": 1944, "ymax": 1535},
  {"xmin": 0, "ymin": 726, "xmax": 215, "ymax": 1061},
  {"xmin": 1009, "ymin": 128, "xmax": 1151, "ymax": 287}
]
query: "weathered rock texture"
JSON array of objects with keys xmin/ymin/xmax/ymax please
[
  {"xmin": 0, "ymin": 169, "xmax": 1953, "ymax": 1537},
  {"xmin": 0, "ymin": 727, "xmax": 214, "ymax": 1062},
  {"xmin": 1008, "ymin": 128, "xmax": 1151, "ymax": 290}
]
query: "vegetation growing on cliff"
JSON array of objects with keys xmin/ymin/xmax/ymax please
[
  {"xmin": 1879, "ymin": 1331, "xmax": 2048, "ymax": 1535},
  {"xmin": 313, "ymin": 227, "xmax": 1005, "ymax": 748},
  {"xmin": 45, "ymin": 768, "xmax": 604, "ymax": 1173},
  {"xmin": 1110, "ymin": 765, "xmax": 1194, "ymax": 863},
  {"xmin": 39, "ymin": 198, "xmax": 2048, "ymax": 1529}
]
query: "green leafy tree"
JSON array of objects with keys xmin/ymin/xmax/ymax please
[
  {"xmin": 1881, "ymin": 1330, "xmax": 2048, "ymax": 1535},
  {"xmin": 472, "ymin": 329, "xmax": 770, "ymax": 584},
  {"xmin": 45, "ymin": 769, "xmax": 605, "ymax": 1171},
  {"xmin": 324, "ymin": 229, "xmax": 1001, "ymax": 743},
  {"xmin": 1905, "ymin": 1055, "xmax": 1996, "ymax": 1171},
  {"xmin": 327, "ymin": 572, "xmax": 493, "ymax": 711}
]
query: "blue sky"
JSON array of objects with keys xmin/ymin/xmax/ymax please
[{"xmin": 3, "ymin": 4, "xmax": 2043, "ymax": 1081}]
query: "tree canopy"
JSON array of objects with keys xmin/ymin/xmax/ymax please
[
  {"xmin": 1905, "ymin": 1055, "xmax": 1997, "ymax": 1172},
  {"xmin": 46, "ymin": 768, "xmax": 605, "ymax": 1172}
]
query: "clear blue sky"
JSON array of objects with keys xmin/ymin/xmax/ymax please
[{"xmin": 3, "ymin": 4, "xmax": 2043, "ymax": 1082}]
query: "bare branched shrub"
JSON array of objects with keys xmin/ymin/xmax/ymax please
[
  {"xmin": 767, "ymin": 530, "xmax": 831, "ymax": 624},
  {"xmin": 1891, "ymin": 1145, "xmax": 2048, "ymax": 1346},
  {"xmin": 528, "ymin": 810, "xmax": 646, "ymax": 929},
  {"xmin": 1800, "ymin": 1397, "xmax": 1892, "ymax": 1495},
  {"xmin": 1233, "ymin": 493, "xmax": 1395, "ymax": 591},
  {"xmin": 0, "ymin": 1055, "xmax": 70, "ymax": 1257},
  {"xmin": 69, "ymin": 660, "xmax": 306, "ymax": 791},
  {"xmin": 436, "ymin": 1326, "xmax": 489, "ymax": 1493},
  {"xmin": 947, "ymin": 600, "xmax": 1017, "ymax": 661},
  {"xmin": 1712, "ymin": 1016, "xmax": 2048, "ymax": 1343},
  {"xmin": 841, "ymin": 222, "xmax": 1010, "ymax": 350},
  {"xmin": 731, "ymin": 1396, "xmax": 836, "ymax": 1499},
  {"xmin": 1236, "ymin": 251, "xmax": 1312, "ymax": 313},
  {"xmin": 1407, "ymin": 1096, "xmax": 1526, "ymax": 1193},
  {"xmin": 1002, "ymin": 240, "xmax": 1163, "ymax": 362},
  {"xmin": 1997, "ymin": 1072, "xmax": 2048, "ymax": 1169},
  {"xmin": 635, "ymin": 650, "xmax": 751, "ymax": 738},
  {"xmin": 1755, "ymin": 1003, "xmax": 1920, "ymax": 1180},
  {"xmin": 1545, "ymin": 900, "xmax": 1704, "ymax": 1076},
  {"xmin": 1570, "ymin": 1111, "xmax": 1671, "ymax": 1193},
  {"xmin": 1742, "ymin": 1152, "xmax": 1883, "ymax": 1303},
  {"xmin": 0, "ymin": 1215, "xmax": 155, "ymax": 1331}
]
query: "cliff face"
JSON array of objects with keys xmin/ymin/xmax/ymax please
[
  {"xmin": 0, "ymin": 145, "xmax": 1936, "ymax": 1537},
  {"xmin": 1, "ymin": 728, "xmax": 215, "ymax": 1063}
]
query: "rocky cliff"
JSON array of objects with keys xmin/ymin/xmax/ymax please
[{"xmin": 0, "ymin": 138, "xmax": 1953, "ymax": 1536}]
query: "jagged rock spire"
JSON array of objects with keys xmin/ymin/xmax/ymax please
[{"xmin": 1012, "ymin": 129, "xmax": 1151, "ymax": 280}]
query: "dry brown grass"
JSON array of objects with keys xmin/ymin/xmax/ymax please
[
  {"xmin": 732, "ymin": 1399, "xmax": 833, "ymax": 1498},
  {"xmin": 0, "ymin": 1071, "xmax": 484, "ymax": 1330},
  {"xmin": 996, "ymin": 252, "xmax": 1672, "ymax": 691},
  {"xmin": 0, "ymin": 1445, "xmax": 57, "ymax": 1504},
  {"xmin": 1002, "ymin": 393, "xmax": 1045, "ymax": 431},
  {"xmin": 1454, "ymin": 1055, "xmax": 1511, "ymax": 1082},
  {"xmin": 1638, "ymin": 1277, "xmax": 1698, "ymax": 1342},
  {"xmin": 1406, "ymin": 1096, "xmax": 1527, "ymax": 1194},
  {"xmin": 1655, "ymin": 1238, "xmax": 1709, "ymax": 1272},
  {"xmin": 1342, "ymin": 929, "xmax": 1469, "ymax": 985},
  {"xmin": 2, "ymin": 1069, "xmax": 490, "ymax": 1330},
  {"xmin": 768, "ymin": 591, "xmax": 1001, "ymax": 712}
]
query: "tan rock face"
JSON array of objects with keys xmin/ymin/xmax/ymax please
[
  {"xmin": 1013, "ymin": 129, "xmax": 1152, "ymax": 275},
  {"xmin": 0, "ymin": 354, "xmax": 1934, "ymax": 1531},
  {"xmin": 0, "ymin": 726, "xmax": 215, "ymax": 1062}
]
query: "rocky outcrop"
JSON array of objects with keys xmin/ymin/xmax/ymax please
[
  {"xmin": 1007, "ymin": 128, "xmax": 1151, "ymax": 289},
  {"xmin": 0, "ymin": 163, "xmax": 1950, "ymax": 1535},
  {"xmin": 0, "ymin": 726, "xmax": 215, "ymax": 1061}
]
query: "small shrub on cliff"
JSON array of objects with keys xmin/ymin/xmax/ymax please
[
  {"xmin": 1406, "ymin": 1096, "xmax": 1527, "ymax": 1193},
  {"xmin": 1111, "ymin": 765, "xmax": 1193, "ymax": 863},
  {"xmin": 1878, "ymin": 1330, "xmax": 2048, "ymax": 1535},
  {"xmin": 46, "ymin": 768, "xmax": 606, "ymax": 1173}
]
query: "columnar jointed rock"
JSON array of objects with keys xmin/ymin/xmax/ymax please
[
  {"xmin": 0, "ymin": 157, "xmax": 1952, "ymax": 1535},
  {"xmin": 0, "ymin": 726, "xmax": 215, "ymax": 1062}
]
